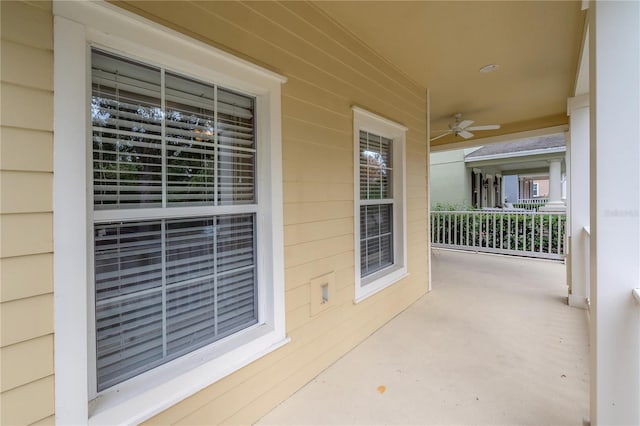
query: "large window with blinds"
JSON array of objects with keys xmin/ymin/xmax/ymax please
[
  {"xmin": 91, "ymin": 49, "xmax": 260, "ymax": 391},
  {"xmin": 54, "ymin": 3, "xmax": 286, "ymax": 422},
  {"xmin": 353, "ymin": 107, "xmax": 407, "ymax": 302}
]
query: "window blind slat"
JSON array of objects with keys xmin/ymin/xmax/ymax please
[{"xmin": 95, "ymin": 288, "xmax": 163, "ymax": 390}]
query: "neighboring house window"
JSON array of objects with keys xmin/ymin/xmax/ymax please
[
  {"xmin": 53, "ymin": 2, "xmax": 287, "ymax": 424},
  {"xmin": 353, "ymin": 107, "xmax": 407, "ymax": 303},
  {"xmin": 533, "ymin": 182, "xmax": 539, "ymax": 197}
]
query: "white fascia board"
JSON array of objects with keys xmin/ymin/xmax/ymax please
[{"xmin": 464, "ymin": 146, "xmax": 566, "ymax": 163}]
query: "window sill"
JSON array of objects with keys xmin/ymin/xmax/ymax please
[
  {"xmin": 88, "ymin": 327, "xmax": 290, "ymax": 425},
  {"xmin": 354, "ymin": 266, "xmax": 409, "ymax": 304}
]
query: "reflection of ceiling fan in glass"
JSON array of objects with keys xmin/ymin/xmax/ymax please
[{"xmin": 431, "ymin": 113, "xmax": 500, "ymax": 141}]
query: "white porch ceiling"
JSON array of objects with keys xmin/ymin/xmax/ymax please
[{"xmin": 313, "ymin": 1, "xmax": 586, "ymax": 148}]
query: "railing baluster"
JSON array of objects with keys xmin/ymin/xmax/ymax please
[
  {"xmin": 522, "ymin": 213, "xmax": 527, "ymax": 251},
  {"xmin": 499, "ymin": 214, "xmax": 502, "ymax": 250},
  {"xmin": 466, "ymin": 213, "xmax": 469, "ymax": 247},
  {"xmin": 447, "ymin": 213, "xmax": 451, "ymax": 245},
  {"xmin": 493, "ymin": 213, "xmax": 497, "ymax": 249},
  {"xmin": 530, "ymin": 213, "xmax": 535, "ymax": 252},
  {"xmin": 547, "ymin": 214, "xmax": 552, "ymax": 253},
  {"xmin": 507, "ymin": 213, "xmax": 518, "ymax": 250},
  {"xmin": 485, "ymin": 213, "xmax": 488, "ymax": 248},
  {"xmin": 470, "ymin": 212, "xmax": 474, "ymax": 247},
  {"xmin": 558, "ymin": 214, "xmax": 563, "ymax": 255},
  {"xmin": 539, "ymin": 213, "xmax": 544, "ymax": 253},
  {"xmin": 430, "ymin": 212, "xmax": 434, "ymax": 245},
  {"xmin": 454, "ymin": 214, "xmax": 458, "ymax": 245}
]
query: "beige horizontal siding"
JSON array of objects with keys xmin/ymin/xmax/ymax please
[
  {"xmin": 0, "ymin": 84, "xmax": 53, "ymax": 132},
  {"xmin": 284, "ymin": 200, "xmax": 353, "ymax": 226},
  {"xmin": 283, "ymin": 76, "xmax": 352, "ymax": 121},
  {"xmin": 0, "ymin": 213, "xmax": 53, "ymax": 258},
  {"xmin": 0, "ymin": 375, "xmax": 54, "ymax": 425},
  {"xmin": 1, "ymin": 1, "xmax": 55, "ymax": 423},
  {"xmin": 283, "ymin": 140, "xmax": 353, "ymax": 183},
  {"xmin": 0, "ymin": 294, "xmax": 53, "ymax": 347},
  {"xmin": 0, "ymin": 128, "xmax": 53, "ymax": 173},
  {"xmin": 244, "ymin": 2, "xmax": 424, "ymax": 105},
  {"xmin": 285, "ymin": 251, "xmax": 355, "ymax": 291},
  {"xmin": 30, "ymin": 415, "xmax": 55, "ymax": 426},
  {"xmin": 1, "ymin": 171, "xmax": 52, "ymax": 214},
  {"xmin": 283, "ymin": 116, "xmax": 352, "ymax": 150},
  {"xmin": 284, "ymin": 217, "xmax": 353, "ymax": 247},
  {"xmin": 283, "ymin": 181, "xmax": 353, "ymax": 203},
  {"xmin": 30, "ymin": 416, "xmax": 55, "ymax": 426},
  {"xmin": 284, "ymin": 234, "xmax": 354, "ymax": 269},
  {"xmin": 0, "ymin": 1, "xmax": 53, "ymax": 50},
  {"xmin": 1, "ymin": 40, "xmax": 53, "ymax": 91},
  {"xmin": 282, "ymin": 94, "xmax": 352, "ymax": 132},
  {"xmin": 0, "ymin": 335, "xmax": 54, "ymax": 392},
  {"xmin": 0, "ymin": 254, "xmax": 52, "ymax": 302}
]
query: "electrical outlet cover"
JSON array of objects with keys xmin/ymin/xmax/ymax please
[{"xmin": 310, "ymin": 271, "xmax": 336, "ymax": 316}]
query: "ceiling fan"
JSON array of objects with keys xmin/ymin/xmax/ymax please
[{"xmin": 431, "ymin": 113, "xmax": 500, "ymax": 141}]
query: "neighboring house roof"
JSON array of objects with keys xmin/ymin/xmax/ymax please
[{"xmin": 465, "ymin": 134, "xmax": 565, "ymax": 161}]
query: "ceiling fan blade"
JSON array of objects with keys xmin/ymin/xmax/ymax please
[
  {"xmin": 430, "ymin": 130, "xmax": 452, "ymax": 141},
  {"xmin": 466, "ymin": 124, "xmax": 501, "ymax": 131},
  {"xmin": 458, "ymin": 130, "xmax": 474, "ymax": 139},
  {"xmin": 457, "ymin": 120, "xmax": 474, "ymax": 130}
]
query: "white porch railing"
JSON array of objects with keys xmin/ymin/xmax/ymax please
[
  {"xmin": 431, "ymin": 210, "xmax": 567, "ymax": 260},
  {"xmin": 513, "ymin": 198, "xmax": 549, "ymax": 211}
]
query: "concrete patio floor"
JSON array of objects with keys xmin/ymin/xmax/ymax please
[{"xmin": 257, "ymin": 249, "xmax": 590, "ymax": 425}]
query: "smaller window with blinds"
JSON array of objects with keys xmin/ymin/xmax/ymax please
[
  {"xmin": 353, "ymin": 107, "xmax": 407, "ymax": 303},
  {"xmin": 359, "ymin": 131, "xmax": 394, "ymax": 277},
  {"xmin": 90, "ymin": 49, "xmax": 260, "ymax": 392}
]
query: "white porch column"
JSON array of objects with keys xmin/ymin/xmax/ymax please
[
  {"xmin": 540, "ymin": 159, "xmax": 566, "ymax": 211},
  {"xmin": 567, "ymin": 95, "xmax": 589, "ymax": 309},
  {"xmin": 548, "ymin": 159, "xmax": 562, "ymax": 202},
  {"xmin": 590, "ymin": 1, "xmax": 640, "ymax": 424}
]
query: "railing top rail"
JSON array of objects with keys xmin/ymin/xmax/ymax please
[{"xmin": 431, "ymin": 210, "xmax": 567, "ymax": 216}]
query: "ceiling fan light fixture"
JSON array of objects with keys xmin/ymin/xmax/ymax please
[{"xmin": 479, "ymin": 63, "xmax": 500, "ymax": 73}]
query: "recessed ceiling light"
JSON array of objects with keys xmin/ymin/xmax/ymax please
[{"xmin": 479, "ymin": 64, "xmax": 500, "ymax": 73}]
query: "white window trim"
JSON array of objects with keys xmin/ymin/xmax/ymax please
[
  {"xmin": 533, "ymin": 182, "xmax": 540, "ymax": 197},
  {"xmin": 53, "ymin": 2, "xmax": 288, "ymax": 424},
  {"xmin": 353, "ymin": 107, "xmax": 408, "ymax": 303}
]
